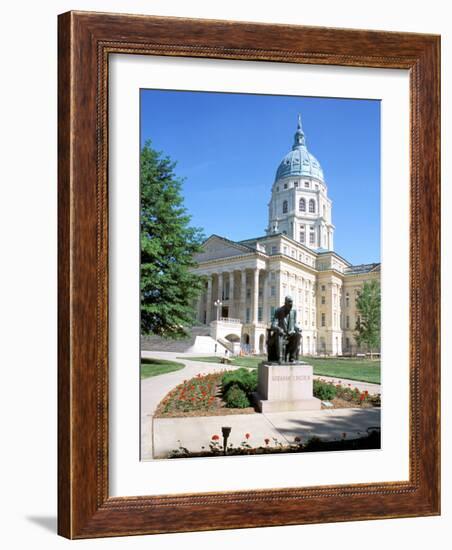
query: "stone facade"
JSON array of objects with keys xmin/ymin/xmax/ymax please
[{"xmin": 190, "ymin": 117, "xmax": 380, "ymax": 356}]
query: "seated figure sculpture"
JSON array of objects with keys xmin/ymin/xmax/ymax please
[{"xmin": 267, "ymin": 296, "xmax": 302, "ymax": 363}]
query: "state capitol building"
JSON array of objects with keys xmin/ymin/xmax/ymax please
[{"xmin": 191, "ymin": 116, "xmax": 380, "ymax": 356}]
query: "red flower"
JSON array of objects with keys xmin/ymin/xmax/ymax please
[
  {"xmin": 245, "ymin": 433, "xmax": 251, "ymax": 439},
  {"xmin": 360, "ymin": 393, "xmax": 365, "ymax": 401},
  {"xmin": 212, "ymin": 434, "xmax": 220, "ymax": 441},
  {"xmin": 264, "ymin": 438, "xmax": 270, "ymax": 446}
]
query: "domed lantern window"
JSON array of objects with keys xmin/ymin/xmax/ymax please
[{"xmin": 309, "ymin": 199, "xmax": 316, "ymax": 213}]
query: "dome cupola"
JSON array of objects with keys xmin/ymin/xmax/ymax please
[{"xmin": 274, "ymin": 115, "xmax": 324, "ymax": 182}]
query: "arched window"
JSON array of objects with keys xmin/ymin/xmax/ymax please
[
  {"xmin": 299, "ymin": 198, "xmax": 306, "ymax": 212},
  {"xmin": 309, "ymin": 199, "xmax": 316, "ymax": 213},
  {"xmin": 282, "ymin": 200, "xmax": 288, "ymax": 214}
]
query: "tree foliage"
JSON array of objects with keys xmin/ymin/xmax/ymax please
[
  {"xmin": 354, "ymin": 280, "xmax": 381, "ymax": 356},
  {"xmin": 140, "ymin": 140, "xmax": 205, "ymax": 338}
]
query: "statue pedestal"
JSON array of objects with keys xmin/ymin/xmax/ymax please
[{"xmin": 255, "ymin": 362, "xmax": 321, "ymax": 413}]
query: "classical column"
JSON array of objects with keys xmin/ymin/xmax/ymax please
[
  {"xmin": 206, "ymin": 275, "xmax": 212, "ymax": 324},
  {"xmin": 252, "ymin": 268, "xmax": 260, "ymax": 324},
  {"xmin": 275, "ymin": 270, "xmax": 281, "ymax": 308},
  {"xmin": 240, "ymin": 269, "xmax": 247, "ymax": 323},
  {"xmin": 217, "ymin": 272, "xmax": 223, "ymax": 302},
  {"xmin": 262, "ymin": 270, "xmax": 268, "ymax": 324},
  {"xmin": 228, "ymin": 271, "xmax": 235, "ymax": 318},
  {"xmin": 196, "ymin": 291, "xmax": 203, "ymax": 323}
]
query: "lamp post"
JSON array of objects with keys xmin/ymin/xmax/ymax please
[
  {"xmin": 222, "ymin": 426, "xmax": 231, "ymax": 455},
  {"xmin": 214, "ymin": 299, "xmax": 222, "ymax": 354},
  {"xmin": 214, "ymin": 299, "xmax": 222, "ymax": 321}
]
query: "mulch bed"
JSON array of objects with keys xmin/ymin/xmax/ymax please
[
  {"xmin": 154, "ymin": 373, "xmax": 257, "ymax": 418},
  {"xmin": 323, "ymin": 398, "xmax": 377, "ymax": 409},
  {"xmin": 154, "ymin": 372, "xmax": 380, "ymax": 419}
]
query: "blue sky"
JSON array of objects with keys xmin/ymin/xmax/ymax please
[{"xmin": 140, "ymin": 90, "xmax": 380, "ymax": 265}]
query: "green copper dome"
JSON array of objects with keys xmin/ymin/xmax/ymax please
[{"xmin": 275, "ymin": 116, "xmax": 324, "ymax": 183}]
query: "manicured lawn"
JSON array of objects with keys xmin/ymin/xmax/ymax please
[
  {"xmin": 177, "ymin": 356, "xmax": 264, "ymax": 369},
  {"xmin": 140, "ymin": 358, "xmax": 185, "ymax": 379},
  {"xmin": 305, "ymin": 358, "xmax": 380, "ymax": 384},
  {"xmin": 179, "ymin": 355, "xmax": 380, "ymax": 384}
]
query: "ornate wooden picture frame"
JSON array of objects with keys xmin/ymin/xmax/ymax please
[{"xmin": 58, "ymin": 11, "xmax": 440, "ymax": 539}]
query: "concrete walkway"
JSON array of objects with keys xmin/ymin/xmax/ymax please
[
  {"xmin": 140, "ymin": 352, "xmax": 381, "ymax": 460},
  {"xmin": 152, "ymin": 408, "xmax": 380, "ymax": 459},
  {"xmin": 141, "ymin": 351, "xmax": 240, "ymax": 459}
]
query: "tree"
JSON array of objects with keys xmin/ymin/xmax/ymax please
[
  {"xmin": 354, "ymin": 280, "xmax": 381, "ymax": 358},
  {"xmin": 140, "ymin": 140, "xmax": 205, "ymax": 339}
]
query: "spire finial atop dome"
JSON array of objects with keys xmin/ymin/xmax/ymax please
[{"xmin": 293, "ymin": 114, "xmax": 306, "ymax": 149}]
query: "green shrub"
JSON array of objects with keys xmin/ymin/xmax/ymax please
[
  {"xmin": 224, "ymin": 384, "xmax": 250, "ymax": 408},
  {"xmin": 222, "ymin": 368, "xmax": 257, "ymax": 396},
  {"xmin": 313, "ymin": 379, "xmax": 337, "ymax": 401}
]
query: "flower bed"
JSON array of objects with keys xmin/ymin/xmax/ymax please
[
  {"xmin": 155, "ymin": 372, "xmax": 380, "ymax": 418},
  {"xmin": 314, "ymin": 379, "xmax": 381, "ymax": 408},
  {"xmin": 154, "ymin": 371, "xmax": 257, "ymax": 418},
  {"xmin": 168, "ymin": 430, "xmax": 381, "ymax": 458},
  {"xmin": 155, "ymin": 372, "xmax": 220, "ymax": 416}
]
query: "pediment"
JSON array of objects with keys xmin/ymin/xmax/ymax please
[{"xmin": 195, "ymin": 235, "xmax": 253, "ymax": 262}]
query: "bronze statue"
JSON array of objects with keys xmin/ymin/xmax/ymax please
[{"xmin": 267, "ymin": 296, "xmax": 301, "ymax": 363}]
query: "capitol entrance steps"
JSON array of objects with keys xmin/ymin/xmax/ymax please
[{"xmin": 141, "ymin": 325, "xmax": 229, "ymax": 354}]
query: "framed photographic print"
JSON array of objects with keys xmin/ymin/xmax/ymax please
[{"xmin": 58, "ymin": 11, "xmax": 440, "ymax": 538}]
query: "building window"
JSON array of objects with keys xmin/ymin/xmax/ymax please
[
  {"xmin": 283, "ymin": 246, "xmax": 287, "ymax": 254},
  {"xmin": 291, "ymin": 249, "xmax": 295, "ymax": 257},
  {"xmin": 299, "ymin": 232, "xmax": 305, "ymax": 243},
  {"xmin": 309, "ymin": 232, "xmax": 315, "ymax": 245},
  {"xmin": 294, "ymin": 181, "xmax": 299, "ymax": 187},
  {"xmin": 346, "ymin": 315, "xmax": 350, "ymax": 329},
  {"xmin": 258, "ymin": 286, "xmax": 263, "ymax": 297},
  {"xmin": 276, "ymin": 186, "xmax": 279, "ymax": 192},
  {"xmin": 299, "ymin": 198, "xmax": 306, "ymax": 212},
  {"xmin": 258, "ymin": 307, "xmax": 263, "ymax": 322},
  {"xmin": 282, "ymin": 200, "xmax": 288, "ymax": 214},
  {"xmin": 270, "ymin": 306, "xmax": 276, "ymax": 319},
  {"xmin": 245, "ymin": 308, "xmax": 250, "ymax": 323},
  {"xmin": 346, "ymin": 293, "xmax": 350, "ymax": 307},
  {"xmin": 304, "ymin": 181, "xmax": 310, "ymax": 188},
  {"xmin": 246, "ymin": 287, "xmax": 251, "ymax": 299},
  {"xmin": 321, "ymin": 285, "xmax": 326, "ymax": 291},
  {"xmin": 271, "ymin": 245, "xmax": 277, "ymax": 254},
  {"xmin": 345, "ymin": 337, "xmax": 350, "ymax": 350},
  {"xmin": 321, "ymin": 312, "xmax": 326, "ymax": 327},
  {"xmin": 284, "ymin": 183, "xmax": 288, "ymax": 189},
  {"xmin": 271, "ymin": 285, "xmax": 276, "ymax": 297},
  {"xmin": 321, "ymin": 296, "xmax": 325, "ymax": 304},
  {"xmin": 309, "ymin": 199, "xmax": 316, "ymax": 213}
]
